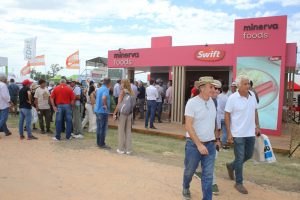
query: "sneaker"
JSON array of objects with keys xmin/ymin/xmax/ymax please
[
  {"xmin": 182, "ymin": 188, "xmax": 191, "ymax": 200},
  {"xmin": 27, "ymin": 135, "xmax": 38, "ymax": 140},
  {"xmin": 226, "ymin": 163, "xmax": 234, "ymax": 180},
  {"xmin": 235, "ymin": 184, "xmax": 248, "ymax": 194},
  {"xmin": 20, "ymin": 135, "xmax": 25, "ymax": 140},
  {"xmin": 117, "ymin": 149, "xmax": 125, "ymax": 154},
  {"xmin": 52, "ymin": 137, "xmax": 59, "ymax": 141},
  {"xmin": 212, "ymin": 184, "xmax": 219, "ymax": 195},
  {"xmin": 194, "ymin": 171, "xmax": 202, "ymax": 180},
  {"xmin": 75, "ymin": 134, "xmax": 84, "ymax": 139},
  {"xmin": 150, "ymin": 126, "xmax": 157, "ymax": 129},
  {"xmin": 126, "ymin": 151, "xmax": 132, "ymax": 155}
]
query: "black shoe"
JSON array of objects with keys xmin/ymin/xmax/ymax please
[
  {"xmin": 5, "ymin": 132, "xmax": 12, "ymax": 136},
  {"xmin": 20, "ymin": 135, "xmax": 25, "ymax": 140},
  {"xmin": 99, "ymin": 145, "xmax": 111, "ymax": 150},
  {"xmin": 28, "ymin": 135, "xmax": 38, "ymax": 140},
  {"xmin": 182, "ymin": 188, "xmax": 191, "ymax": 200},
  {"xmin": 46, "ymin": 130, "xmax": 53, "ymax": 134},
  {"xmin": 150, "ymin": 126, "xmax": 157, "ymax": 129},
  {"xmin": 40, "ymin": 130, "xmax": 46, "ymax": 134}
]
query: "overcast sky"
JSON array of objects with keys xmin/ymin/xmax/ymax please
[{"xmin": 0, "ymin": 0, "xmax": 299, "ymax": 78}]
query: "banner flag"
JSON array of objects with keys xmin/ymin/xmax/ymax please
[
  {"xmin": 24, "ymin": 37, "xmax": 37, "ymax": 61},
  {"xmin": 66, "ymin": 50, "xmax": 80, "ymax": 69},
  {"xmin": 20, "ymin": 62, "xmax": 31, "ymax": 76},
  {"xmin": 29, "ymin": 55, "xmax": 45, "ymax": 66}
]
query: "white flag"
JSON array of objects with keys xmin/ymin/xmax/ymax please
[{"xmin": 24, "ymin": 37, "xmax": 37, "ymax": 61}]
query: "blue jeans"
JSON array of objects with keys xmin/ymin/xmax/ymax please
[
  {"xmin": 145, "ymin": 100, "xmax": 157, "ymax": 127},
  {"xmin": 55, "ymin": 104, "xmax": 72, "ymax": 140},
  {"xmin": 183, "ymin": 139, "xmax": 216, "ymax": 200},
  {"xmin": 0, "ymin": 107, "xmax": 9, "ymax": 134},
  {"xmin": 156, "ymin": 102, "xmax": 163, "ymax": 122},
  {"xmin": 19, "ymin": 108, "xmax": 32, "ymax": 137},
  {"xmin": 229, "ymin": 137, "xmax": 255, "ymax": 184},
  {"xmin": 96, "ymin": 113, "xmax": 108, "ymax": 147},
  {"xmin": 221, "ymin": 119, "xmax": 227, "ymax": 144}
]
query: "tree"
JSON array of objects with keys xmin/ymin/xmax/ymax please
[
  {"xmin": 47, "ymin": 64, "xmax": 63, "ymax": 78},
  {"xmin": 30, "ymin": 64, "xmax": 63, "ymax": 81}
]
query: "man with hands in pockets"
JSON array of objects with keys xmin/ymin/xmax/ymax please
[{"xmin": 182, "ymin": 76, "xmax": 221, "ymax": 200}]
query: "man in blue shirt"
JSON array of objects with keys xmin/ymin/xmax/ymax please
[{"xmin": 94, "ymin": 78, "xmax": 111, "ymax": 149}]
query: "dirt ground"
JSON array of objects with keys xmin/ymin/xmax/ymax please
[{"xmin": 0, "ymin": 129, "xmax": 299, "ymax": 200}]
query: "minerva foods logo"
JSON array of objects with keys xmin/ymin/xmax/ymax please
[{"xmin": 195, "ymin": 49, "xmax": 225, "ymax": 61}]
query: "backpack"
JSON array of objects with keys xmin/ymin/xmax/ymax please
[{"xmin": 119, "ymin": 93, "xmax": 136, "ymax": 116}]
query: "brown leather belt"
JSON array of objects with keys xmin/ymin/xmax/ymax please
[{"xmin": 201, "ymin": 140, "xmax": 216, "ymax": 145}]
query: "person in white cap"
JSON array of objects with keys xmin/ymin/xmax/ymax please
[
  {"xmin": 230, "ymin": 81, "xmax": 237, "ymax": 95},
  {"xmin": 182, "ymin": 76, "xmax": 221, "ymax": 200}
]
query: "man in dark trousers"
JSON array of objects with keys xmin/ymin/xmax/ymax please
[{"xmin": 137, "ymin": 81, "xmax": 145, "ymax": 119}]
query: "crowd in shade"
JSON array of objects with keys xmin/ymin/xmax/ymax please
[{"xmin": 0, "ymin": 72, "xmax": 260, "ymax": 200}]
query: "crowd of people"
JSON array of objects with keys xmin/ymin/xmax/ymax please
[{"xmin": 0, "ymin": 72, "xmax": 260, "ymax": 200}]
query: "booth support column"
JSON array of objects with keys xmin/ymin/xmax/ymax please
[{"xmin": 171, "ymin": 66, "xmax": 186, "ymax": 124}]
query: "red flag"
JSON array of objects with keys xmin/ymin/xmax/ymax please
[
  {"xmin": 20, "ymin": 61, "xmax": 31, "ymax": 76},
  {"xmin": 28, "ymin": 55, "xmax": 45, "ymax": 66},
  {"xmin": 66, "ymin": 51, "xmax": 80, "ymax": 69}
]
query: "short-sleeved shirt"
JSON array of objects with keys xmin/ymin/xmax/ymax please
[
  {"xmin": 34, "ymin": 87, "xmax": 50, "ymax": 109},
  {"xmin": 191, "ymin": 87, "xmax": 199, "ymax": 97},
  {"xmin": 225, "ymin": 91, "xmax": 257, "ymax": 138},
  {"xmin": 8, "ymin": 83, "xmax": 19, "ymax": 101},
  {"xmin": 19, "ymin": 86, "xmax": 32, "ymax": 109},
  {"xmin": 185, "ymin": 96, "xmax": 216, "ymax": 142},
  {"xmin": 94, "ymin": 85, "xmax": 110, "ymax": 114},
  {"xmin": 155, "ymin": 85, "xmax": 164, "ymax": 103},
  {"xmin": 50, "ymin": 83, "xmax": 75, "ymax": 105},
  {"xmin": 146, "ymin": 85, "xmax": 158, "ymax": 101},
  {"xmin": 73, "ymin": 86, "xmax": 81, "ymax": 106}
]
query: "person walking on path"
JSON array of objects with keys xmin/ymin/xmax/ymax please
[
  {"xmin": 113, "ymin": 80, "xmax": 121, "ymax": 105},
  {"xmin": 182, "ymin": 76, "xmax": 221, "ymax": 200},
  {"xmin": 165, "ymin": 80, "xmax": 173, "ymax": 122},
  {"xmin": 94, "ymin": 78, "xmax": 111, "ymax": 149},
  {"xmin": 18, "ymin": 79, "xmax": 38, "ymax": 140},
  {"xmin": 225, "ymin": 75, "xmax": 261, "ymax": 194},
  {"xmin": 137, "ymin": 81, "xmax": 145, "ymax": 119},
  {"xmin": 82, "ymin": 81, "xmax": 96, "ymax": 133},
  {"xmin": 217, "ymin": 84, "xmax": 229, "ymax": 149},
  {"xmin": 113, "ymin": 79, "xmax": 135, "ymax": 155},
  {"xmin": 0, "ymin": 73, "xmax": 13, "ymax": 138},
  {"xmin": 145, "ymin": 79, "xmax": 158, "ymax": 129},
  {"xmin": 155, "ymin": 79, "xmax": 164, "ymax": 123},
  {"xmin": 50, "ymin": 79, "xmax": 75, "ymax": 141},
  {"xmin": 8, "ymin": 78, "xmax": 19, "ymax": 116},
  {"xmin": 34, "ymin": 79, "xmax": 52, "ymax": 134}
]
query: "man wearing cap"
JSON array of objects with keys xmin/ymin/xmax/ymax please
[
  {"xmin": 225, "ymin": 75, "xmax": 260, "ymax": 194},
  {"xmin": 19, "ymin": 79, "xmax": 38, "ymax": 140},
  {"xmin": 70, "ymin": 81, "xmax": 84, "ymax": 139},
  {"xmin": 182, "ymin": 76, "xmax": 221, "ymax": 200},
  {"xmin": 50, "ymin": 79, "xmax": 75, "ymax": 140},
  {"xmin": 229, "ymin": 82, "xmax": 237, "ymax": 95},
  {"xmin": 0, "ymin": 73, "xmax": 13, "ymax": 138}
]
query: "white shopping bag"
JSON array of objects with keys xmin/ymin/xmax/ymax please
[
  {"xmin": 253, "ymin": 136, "xmax": 265, "ymax": 163},
  {"xmin": 31, "ymin": 107, "xmax": 38, "ymax": 124},
  {"xmin": 262, "ymin": 134, "xmax": 277, "ymax": 163}
]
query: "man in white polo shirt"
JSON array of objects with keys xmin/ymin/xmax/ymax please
[
  {"xmin": 145, "ymin": 79, "xmax": 158, "ymax": 129},
  {"xmin": 182, "ymin": 76, "xmax": 221, "ymax": 200},
  {"xmin": 225, "ymin": 75, "xmax": 261, "ymax": 194}
]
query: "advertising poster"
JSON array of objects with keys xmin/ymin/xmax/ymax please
[{"xmin": 237, "ymin": 56, "xmax": 281, "ymax": 130}]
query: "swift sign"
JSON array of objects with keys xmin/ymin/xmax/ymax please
[{"xmin": 195, "ymin": 49, "xmax": 225, "ymax": 61}]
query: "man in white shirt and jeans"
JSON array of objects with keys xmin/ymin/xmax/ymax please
[
  {"xmin": 0, "ymin": 73, "xmax": 12, "ymax": 138},
  {"xmin": 145, "ymin": 79, "xmax": 158, "ymax": 129},
  {"xmin": 182, "ymin": 76, "xmax": 221, "ymax": 200},
  {"xmin": 225, "ymin": 75, "xmax": 261, "ymax": 194}
]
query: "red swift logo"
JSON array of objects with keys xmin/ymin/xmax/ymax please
[{"xmin": 195, "ymin": 49, "xmax": 225, "ymax": 61}]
